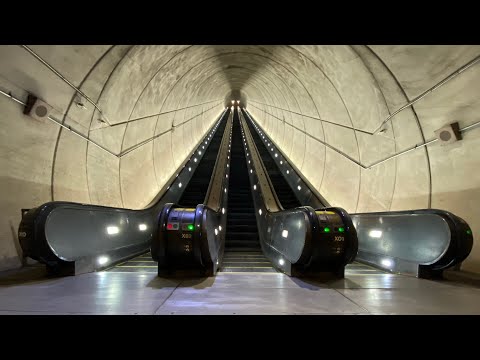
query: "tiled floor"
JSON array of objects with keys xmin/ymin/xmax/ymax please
[{"xmin": 0, "ymin": 262, "xmax": 479, "ymax": 315}]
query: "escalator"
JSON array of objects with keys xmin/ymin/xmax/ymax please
[
  {"xmin": 18, "ymin": 107, "xmax": 231, "ymax": 276},
  {"xmin": 222, "ymin": 108, "xmax": 276, "ymax": 272},
  {"xmin": 107, "ymin": 251, "xmax": 156, "ymax": 273},
  {"xmin": 236, "ymin": 109, "xmax": 358, "ymax": 277},
  {"xmin": 108, "ymin": 113, "xmax": 230, "ymax": 273},
  {"xmin": 151, "ymin": 109, "xmax": 233, "ymax": 276},
  {"xmin": 177, "ymin": 116, "xmax": 228, "ymax": 207},
  {"xmin": 20, "ymin": 101, "xmax": 472, "ymax": 280},
  {"xmin": 244, "ymin": 116, "xmax": 301, "ymax": 210},
  {"xmin": 241, "ymin": 108, "xmax": 473, "ymax": 279}
]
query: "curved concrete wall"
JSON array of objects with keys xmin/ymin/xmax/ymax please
[{"xmin": 1, "ymin": 45, "xmax": 479, "ymax": 273}]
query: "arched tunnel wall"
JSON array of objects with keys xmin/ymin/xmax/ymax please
[{"xmin": 1, "ymin": 45, "xmax": 479, "ymax": 273}]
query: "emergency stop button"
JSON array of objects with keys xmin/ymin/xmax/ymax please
[{"xmin": 167, "ymin": 223, "xmax": 179, "ymax": 230}]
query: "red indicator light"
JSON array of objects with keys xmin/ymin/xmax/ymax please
[{"xmin": 167, "ymin": 222, "xmax": 179, "ymax": 230}]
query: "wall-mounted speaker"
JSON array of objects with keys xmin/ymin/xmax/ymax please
[
  {"xmin": 23, "ymin": 94, "xmax": 52, "ymax": 122},
  {"xmin": 434, "ymin": 122, "xmax": 462, "ymax": 145}
]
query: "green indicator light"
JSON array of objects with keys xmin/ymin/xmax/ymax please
[
  {"xmin": 467, "ymin": 229, "xmax": 472, "ymax": 235},
  {"xmin": 324, "ymin": 227, "xmax": 331, "ymax": 233},
  {"xmin": 187, "ymin": 224, "xmax": 195, "ymax": 231},
  {"xmin": 338, "ymin": 227, "xmax": 345, "ymax": 233}
]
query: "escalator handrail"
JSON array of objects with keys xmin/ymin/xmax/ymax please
[
  {"xmin": 145, "ymin": 108, "xmax": 229, "ymax": 209},
  {"xmin": 242, "ymin": 108, "xmax": 329, "ymax": 208},
  {"xmin": 238, "ymin": 109, "xmax": 285, "ymax": 213},
  {"xmin": 204, "ymin": 111, "xmax": 233, "ymax": 212},
  {"xmin": 239, "ymin": 108, "xmax": 318, "ymax": 265}
]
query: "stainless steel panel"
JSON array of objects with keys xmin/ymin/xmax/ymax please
[
  {"xmin": 352, "ymin": 213, "xmax": 451, "ymax": 265},
  {"xmin": 46, "ymin": 207, "xmax": 152, "ymax": 262}
]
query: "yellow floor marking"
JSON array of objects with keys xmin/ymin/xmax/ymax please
[
  {"xmin": 116, "ymin": 266, "xmax": 157, "ymax": 268},
  {"xmin": 217, "ymin": 272, "xmax": 279, "ymax": 275},
  {"xmin": 222, "ymin": 266, "xmax": 273, "ymax": 269},
  {"xmin": 223, "ymin": 261, "xmax": 271, "ymax": 264}
]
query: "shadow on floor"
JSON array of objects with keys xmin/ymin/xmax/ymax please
[
  {"xmin": 442, "ymin": 270, "xmax": 480, "ymax": 289},
  {"xmin": 146, "ymin": 275, "xmax": 216, "ymax": 289},
  {"xmin": 290, "ymin": 274, "xmax": 363, "ymax": 290},
  {"xmin": 0, "ymin": 264, "xmax": 56, "ymax": 287}
]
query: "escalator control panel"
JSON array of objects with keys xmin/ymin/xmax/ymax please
[
  {"xmin": 316, "ymin": 210, "xmax": 346, "ymax": 256},
  {"xmin": 166, "ymin": 208, "xmax": 196, "ymax": 255}
]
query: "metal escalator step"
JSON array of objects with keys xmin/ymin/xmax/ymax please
[
  {"xmin": 225, "ymin": 241, "xmax": 261, "ymax": 248},
  {"xmin": 227, "ymin": 214, "xmax": 256, "ymax": 219},
  {"xmin": 226, "ymin": 233, "xmax": 259, "ymax": 241},
  {"xmin": 227, "ymin": 221, "xmax": 257, "ymax": 225},
  {"xmin": 223, "ymin": 255, "xmax": 267, "ymax": 259},
  {"xmin": 222, "ymin": 261, "xmax": 272, "ymax": 267},
  {"xmin": 220, "ymin": 269, "xmax": 276, "ymax": 273},
  {"xmin": 227, "ymin": 226, "xmax": 258, "ymax": 232}
]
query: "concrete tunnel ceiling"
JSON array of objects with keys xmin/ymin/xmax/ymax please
[{"xmin": 1, "ymin": 44, "xmax": 480, "ymax": 272}]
